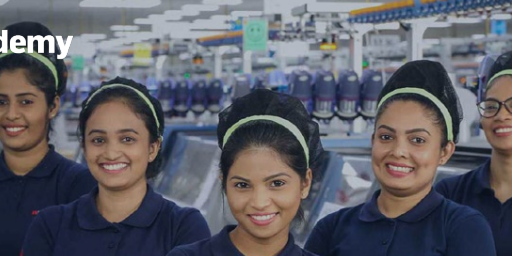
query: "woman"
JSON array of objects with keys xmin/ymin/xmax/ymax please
[
  {"xmin": 436, "ymin": 51, "xmax": 512, "ymax": 256},
  {"xmin": 167, "ymin": 89, "xmax": 322, "ymax": 255},
  {"xmin": 22, "ymin": 77, "xmax": 210, "ymax": 255},
  {"xmin": 0, "ymin": 22, "xmax": 96, "ymax": 256},
  {"xmin": 305, "ymin": 60, "xmax": 496, "ymax": 256}
]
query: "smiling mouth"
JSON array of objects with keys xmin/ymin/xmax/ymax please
[
  {"xmin": 248, "ymin": 213, "xmax": 278, "ymax": 226},
  {"xmin": 386, "ymin": 164, "xmax": 414, "ymax": 173},
  {"xmin": 4, "ymin": 126, "xmax": 27, "ymax": 136},
  {"xmin": 494, "ymin": 128, "xmax": 512, "ymax": 134},
  {"xmin": 100, "ymin": 163, "xmax": 128, "ymax": 173}
]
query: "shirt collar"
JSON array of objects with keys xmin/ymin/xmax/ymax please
[
  {"xmin": 359, "ymin": 188, "xmax": 444, "ymax": 223},
  {"xmin": 472, "ymin": 159, "xmax": 493, "ymax": 195},
  {"xmin": 210, "ymin": 225, "xmax": 300, "ymax": 256},
  {"xmin": 0, "ymin": 145, "xmax": 60, "ymax": 181},
  {"xmin": 77, "ymin": 185, "xmax": 163, "ymax": 230}
]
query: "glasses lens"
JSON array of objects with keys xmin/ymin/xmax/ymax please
[{"xmin": 478, "ymin": 100, "xmax": 500, "ymax": 117}]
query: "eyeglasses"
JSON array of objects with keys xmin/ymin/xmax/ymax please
[{"xmin": 477, "ymin": 97, "xmax": 512, "ymax": 118}]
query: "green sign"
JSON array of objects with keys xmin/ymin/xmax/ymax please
[
  {"xmin": 243, "ymin": 19, "xmax": 268, "ymax": 51},
  {"xmin": 72, "ymin": 55, "xmax": 84, "ymax": 71}
]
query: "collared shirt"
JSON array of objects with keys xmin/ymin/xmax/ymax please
[
  {"xmin": 167, "ymin": 225, "xmax": 316, "ymax": 256},
  {"xmin": 0, "ymin": 146, "xmax": 96, "ymax": 256},
  {"xmin": 304, "ymin": 188, "xmax": 496, "ymax": 256},
  {"xmin": 436, "ymin": 158, "xmax": 512, "ymax": 256},
  {"xmin": 22, "ymin": 185, "xmax": 211, "ymax": 256}
]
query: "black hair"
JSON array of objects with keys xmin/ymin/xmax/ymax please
[
  {"xmin": 217, "ymin": 89, "xmax": 324, "ymax": 221},
  {"xmin": 375, "ymin": 60, "xmax": 462, "ymax": 147},
  {"xmin": 486, "ymin": 51, "xmax": 512, "ymax": 91},
  {"xmin": 78, "ymin": 77, "xmax": 164, "ymax": 179},
  {"xmin": 0, "ymin": 21, "xmax": 68, "ymax": 140}
]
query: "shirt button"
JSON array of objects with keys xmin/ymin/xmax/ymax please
[
  {"xmin": 113, "ymin": 229, "xmax": 120, "ymax": 233},
  {"xmin": 108, "ymin": 242, "xmax": 115, "ymax": 249},
  {"xmin": 382, "ymin": 240, "xmax": 389, "ymax": 245}
]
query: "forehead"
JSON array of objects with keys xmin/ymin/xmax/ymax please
[
  {"xmin": 228, "ymin": 148, "xmax": 297, "ymax": 178},
  {"xmin": 0, "ymin": 69, "xmax": 40, "ymax": 93},
  {"xmin": 486, "ymin": 76, "xmax": 512, "ymax": 99},
  {"xmin": 377, "ymin": 100, "xmax": 441, "ymax": 131},
  {"xmin": 85, "ymin": 101, "xmax": 147, "ymax": 131}
]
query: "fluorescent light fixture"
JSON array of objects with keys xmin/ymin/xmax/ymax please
[
  {"xmin": 423, "ymin": 38, "xmax": 440, "ymax": 45},
  {"xmin": 211, "ymin": 15, "xmax": 233, "ymax": 21},
  {"xmin": 202, "ymin": 0, "xmax": 242, "ymax": 6},
  {"xmin": 134, "ymin": 18, "xmax": 153, "ymax": 25},
  {"xmin": 0, "ymin": 0, "xmax": 9, "ymax": 6},
  {"xmin": 181, "ymin": 9, "xmax": 200, "ymax": 16},
  {"xmin": 338, "ymin": 34, "xmax": 350, "ymax": 40},
  {"xmin": 491, "ymin": 13, "xmax": 512, "ymax": 20},
  {"xmin": 231, "ymin": 11, "xmax": 262, "ymax": 17},
  {"xmin": 428, "ymin": 22, "xmax": 451, "ymax": 28},
  {"xmin": 80, "ymin": 0, "xmax": 161, "ymax": 8},
  {"xmin": 80, "ymin": 33, "xmax": 107, "ymax": 41},
  {"xmin": 374, "ymin": 22, "xmax": 399, "ymax": 30},
  {"xmin": 447, "ymin": 17, "xmax": 482, "ymax": 24},
  {"xmin": 182, "ymin": 4, "xmax": 219, "ymax": 12},
  {"xmin": 110, "ymin": 25, "xmax": 139, "ymax": 31},
  {"xmin": 472, "ymin": 34, "xmax": 486, "ymax": 40}
]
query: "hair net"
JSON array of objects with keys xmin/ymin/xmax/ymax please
[
  {"xmin": 218, "ymin": 89, "xmax": 323, "ymax": 169},
  {"xmin": 377, "ymin": 60, "xmax": 463, "ymax": 143},
  {"xmin": 487, "ymin": 51, "xmax": 512, "ymax": 87}
]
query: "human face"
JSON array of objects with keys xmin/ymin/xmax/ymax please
[
  {"xmin": 0, "ymin": 69, "xmax": 58, "ymax": 153},
  {"xmin": 372, "ymin": 101, "xmax": 454, "ymax": 197},
  {"xmin": 226, "ymin": 147, "xmax": 311, "ymax": 242},
  {"xmin": 84, "ymin": 100, "xmax": 160, "ymax": 191},
  {"xmin": 480, "ymin": 76, "xmax": 512, "ymax": 152}
]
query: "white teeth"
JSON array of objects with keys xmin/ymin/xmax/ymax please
[
  {"xmin": 387, "ymin": 164, "xmax": 413, "ymax": 173},
  {"xmin": 495, "ymin": 128, "xmax": 512, "ymax": 134},
  {"xmin": 6, "ymin": 127, "xmax": 25, "ymax": 132},
  {"xmin": 251, "ymin": 214, "xmax": 276, "ymax": 221},
  {"xmin": 102, "ymin": 163, "xmax": 127, "ymax": 171}
]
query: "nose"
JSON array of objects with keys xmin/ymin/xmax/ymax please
[
  {"xmin": 6, "ymin": 103, "xmax": 20, "ymax": 121},
  {"xmin": 249, "ymin": 186, "xmax": 272, "ymax": 210},
  {"xmin": 494, "ymin": 104, "xmax": 512, "ymax": 121},
  {"xmin": 104, "ymin": 141, "xmax": 122, "ymax": 160},
  {"xmin": 391, "ymin": 138, "xmax": 408, "ymax": 159}
]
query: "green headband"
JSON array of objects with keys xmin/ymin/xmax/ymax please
[
  {"xmin": 377, "ymin": 87, "xmax": 453, "ymax": 142},
  {"xmin": 222, "ymin": 115, "xmax": 310, "ymax": 167},
  {"xmin": 487, "ymin": 69, "xmax": 512, "ymax": 88},
  {"xmin": 85, "ymin": 83, "xmax": 162, "ymax": 141},
  {"xmin": 0, "ymin": 50, "xmax": 59, "ymax": 91}
]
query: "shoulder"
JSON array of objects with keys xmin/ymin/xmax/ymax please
[
  {"xmin": 317, "ymin": 203, "xmax": 364, "ymax": 227},
  {"xmin": 166, "ymin": 237, "xmax": 212, "ymax": 256},
  {"xmin": 439, "ymin": 198, "xmax": 486, "ymax": 227}
]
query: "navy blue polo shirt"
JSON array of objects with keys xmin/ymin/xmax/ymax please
[
  {"xmin": 304, "ymin": 188, "xmax": 496, "ymax": 256},
  {"xmin": 167, "ymin": 225, "xmax": 316, "ymax": 256},
  {"xmin": 22, "ymin": 185, "xmax": 211, "ymax": 256},
  {"xmin": 436, "ymin": 159, "xmax": 512, "ymax": 256},
  {"xmin": 0, "ymin": 146, "xmax": 96, "ymax": 256}
]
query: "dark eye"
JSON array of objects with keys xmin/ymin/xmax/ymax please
[
  {"xmin": 235, "ymin": 182, "xmax": 249, "ymax": 189},
  {"xmin": 0, "ymin": 100, "xmax": 8, "ymax": 105},
  {"xmin": 21, "ymin": 99, "xmax": 33, "ymax": 105},
  {"xmin": 270, "ymin": 180, "xmax": 286, "ymax": 187},
  {"xmin": 411, "ymin": 137, "xmax": 425, "ymax": 144},
  {"xmin": 91, "ymin": 137, "xmax": 105, "ymax": 144},
  {"xmin": 379, "ymin": 134, "xmax": 392, "ymax": 140},
  {"xmin": 121, "ymin": 137, "xmax": 135, "ymax": 143}
]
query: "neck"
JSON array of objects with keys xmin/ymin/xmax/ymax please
[
  {"xmin": 489, "ymin": 151, "xmax": 512, "ymax": 202},
  {"xmin": 3, "ymin": 140, "xmax": 49, "ymax": 176},
  {"xmin": 377, "ymin": 186, "xmax": 431, "ymax": 218},
  {"xmin": 229, "ymin": 225, "xmax": 289, "ymax": 256},
  {"xmin": 96, "ymin": 180, "xmax": 147, "ymax": 223}
]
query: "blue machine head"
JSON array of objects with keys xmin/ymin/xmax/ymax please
[
  {"xmin": 77, "ymin": 81, "xmax": 92, "ymax": 106},
  {"xmin": 359, "ymin": 70, "xmax": 384, "ymax": 119},
  {"xmin": 206, "ymin": 78, "xmax": 224, "ymax": 113},
  {"xmin": 173, "ymin": 79, "xmax": 191, "ymax": 117},
  {"xmin": 157, "ymin": 79, "xmax": 175, "ymax": 113},
  {"xmin": 312, "ymin": 70, "xmax": 336, "ymax": 120},
  {"xmin": 477, "ymin": 55, "xmax": 498, "ymax": 103},
  {"xmin": 145, "ymin": 76, "xmax": 158, "ymax": 98},
  {"xmin": 253, "ymin": 73, "xmax": 267, "ymax": 90},
  {"xmin": 232, "ymin": 74, "xmax": 251, "ymax": 99},
  {"xmin": 190, "ymin": 79, "xmax": 207, "ymax": 115},
  {"xmin": 289, "ymin": 69, "xmax": 313, "ymax": 114},
  {"xmin": 336, "ymin": 70, "xmax": 360, "ymax": 120},
  {"xmin": 268, "ymin": 70, "xmax": 288, "ymax": 92}
]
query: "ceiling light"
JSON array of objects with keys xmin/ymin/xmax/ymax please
[
  {"xmin": 80, "ymin": 0, "xmax": 161, "ymax": 8},
  {"xmin": 231, "ymin": 11, "xmax": 262, "ymax": 17},
  {"xmin": 182, "ymin": 4, "xmax": 219, "ymax": 12},
  {"xmin": 374, "ymin": 22, "xmax": 399, "ymax": 30},
  {"xmin": 202, "ymin": 0, "xmax": 242, "ymax": 6},
  {"xmin": 80, "ymin": 33, "xmax": 107, "ymax": 41},
  {"xmin": 446, "ymin": 17, "xmax": 482, "ymax": 24},
  {"xmin": 110, "ymin": 25, "xmax": 139, "ymax": 31},
  {"xmin": 491, "ymin": 13, "xmax": 512, "ymax": 20}
]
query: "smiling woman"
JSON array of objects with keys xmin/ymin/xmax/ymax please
[
  {"xmin": 305, "ymin": 60, "xmax": 497, "ymax": 256},
  {"xmin": 21, "ymin": 77, "xmax": 211, "ymax": 256},
  {"xmin": 166, "ymin": 89, "xmax": 323, "ymax": 256}
]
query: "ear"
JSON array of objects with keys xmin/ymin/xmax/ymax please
[
  {"xmin": 439, "ymin": 141, "xmax": 455, "ymax": 165},
  {"xmin": 301, "ymin": 169, "xmax": 313, "ymax": 199},
  {"xmin": 49, "ymin": 96, "xmax": 60, "ymax": 119},
  {"xmin": 148, "ymin": 139, "xmax": 162, "ymax": 163}
]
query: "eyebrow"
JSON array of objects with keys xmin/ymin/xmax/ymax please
[
  {"xmin": 87, "ymin": 128, "xmax": 139, "ymax": 136},
  {"xmin": 229, "ymin": 172, "xmax": 292, "ymax": 182},
  {"xmin": 377, "ymin": 125, "xmax": 431, "ymax": 136},
  {"xmin": 0, "ymin": 93, "xmax": 38, "ymax": 98}
]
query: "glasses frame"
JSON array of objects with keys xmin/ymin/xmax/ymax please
[{"xmin": 477, "ymin": 97, "xmax": 512, "ymax": 118}]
